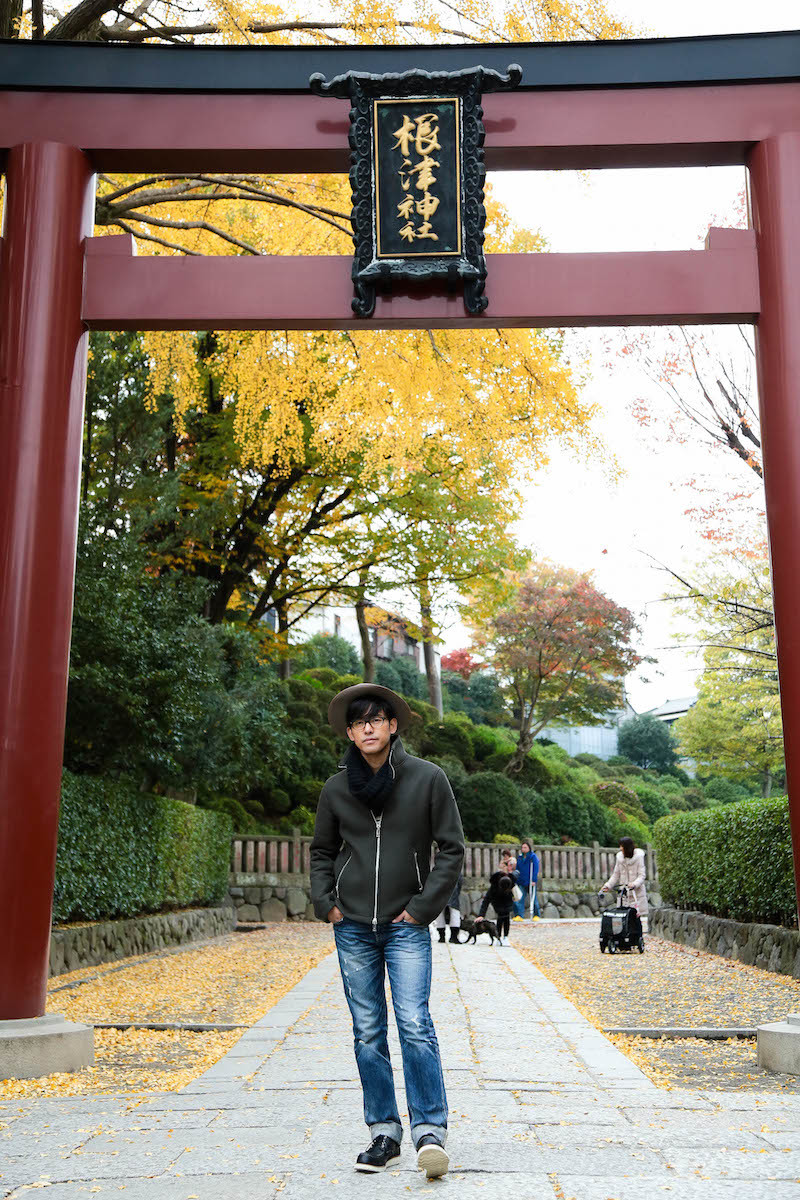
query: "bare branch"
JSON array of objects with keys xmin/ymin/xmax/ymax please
[
  {"xmin": 100, "ymin": 16, "xmax": 423, "ymax": 42},
  {"xmin": 115, "ymin": 217, "xmax": 202, "ymax": 255},
  {"xmin": 114, "ymin": 210, "xmax": 261, "ymax": 254}
]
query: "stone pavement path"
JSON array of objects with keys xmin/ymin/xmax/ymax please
[{"xmin": 3, "ymin": 938, "xmax": 800, "ymax": 1199}]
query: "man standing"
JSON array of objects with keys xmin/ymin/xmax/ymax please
[
  {"xmin": 311, "ymin": 683, "xmax": 465, "ymax": 1178},
  {"xmin": 514, "ymin": 840, "xmax": 540, "ymax": 920}
]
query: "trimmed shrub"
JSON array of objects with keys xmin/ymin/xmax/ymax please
[
  {"xmin": 594, "ymin": 780, "xmax": 648, "ymax": 822},
  {"xmin": 585, "ymin": 795, "xmax": 614, "ymax": 845},
  {"xmin": 471, "ymin": 725, "xmax": 513, "ymax": 763},
  {"xmin": 390, "ymin": 656, "xmax": 427, "ymax": 699},
  {"xmin": 427, "ymin": 755, "xmax": 470, "ymax": 793},
  {"xmin": 518, "ymin": 786, "xmax": 549, "ymax": 841},
  {"xmin": 375, "ymin": 660, "xmax": 403, "ymax": 692},
  {"xmin": 333, "ymin": 673, "xmax": 362, "ymax": 689},
  {"xmin": 297, "ymin": 667, "xmax": 339, "ymax": 689},
  {"xmin": 54, "ymin": 771, "xmax": 231, "ymax": 922},
  {"xmin": 285, "ymin": 677, "xmax": 319, "ymax": 705},
  {"xmin": 704, "ymin": 777, "xmax": 752, "ymax": 805},
  {"xmin": 455, "ymin": 772, "xmax": 529, "ymax": 842},
  {"xmin": 606, "ymin": 810, "xmax": 651, "ymax": 847},
  {"xmin": 407, "ymin": 696, "xmax": 441, "ymax": 725},
  {"xmin": 202, "ymin": 794, "xmax": 258, "ymax": 833},
  {"xmin": 299, "ymin": 633, "xmax": 361, "ymax": 676},
  {"xmin": 574, "ymin": 753, "xmax": 606, "ymax": 769},
  {"xmin": 421, "ymin": 717, "xmax": 475, "ymax": 764},
  {"xmin": 484, "ymin": 743, "xmax": 561, "ymax": 791},
  {"xmin": 542, "ymin": 786, "xmax": 591, "ymax": 845},
  {"xmin": 631, "ymin": 781, "xmax": 670, "ymax": 824},
  {"xmin": 654, "ymin": 797, "xmax": 796, "ymax": 926}
]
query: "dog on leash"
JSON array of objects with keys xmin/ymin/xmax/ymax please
[{"xmin": 461, "ymin": 915, "xmax": 500, "ymax": 945}]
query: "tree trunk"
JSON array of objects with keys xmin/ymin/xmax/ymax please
[
  {"xmin": 276, "ymin": 599, "xmax": 291, "ymax": 680},
  {"xmin": 81, "ymin": 389, "xmax": 93, "ymax": 504},
  {"xmin": 418, "ymin": 575, "xmax": 443, "ymax": 716},
  {"xmin": 762, "ymin": 768, "xmax": 773, "ymax": 799},
  {"xmin": 46, "ymin": 0, "xmax": 119, "ymax": 41},
  {"xmin": 0, "ymin": 0, "xmax": 22, "ymax": 38},
  {"xmin": 355, "ymin": 572, "xmax": 375, "ymax": 682},
  {"xmin": 504, "ymin": 729, "xmax": 534, "ymax": 776}
]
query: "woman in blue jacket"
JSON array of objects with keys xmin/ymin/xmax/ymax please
[{"xmin": 514, "ymin": 841, "xmax": 540, "ymax": 919}]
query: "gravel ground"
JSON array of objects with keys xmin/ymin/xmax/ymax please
[
  {"xmin": 514, "ymin": 920, "xmax": 800, "ymax": 1091},
  {"xmin": 0, "ymin": 923, "xmax": 335, "ymax": 1102}
]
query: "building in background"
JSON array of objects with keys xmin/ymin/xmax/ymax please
[
  {"xmin": 539, "ymin": 696, "xmax": 638, "ymax": 761},
  {"xmin": 296, "ymin": 602, "xmax": 441, "ymax": 678},
  {"xmin": 646, "ymin": 696, "xmax": 697, "ymax": 728}
]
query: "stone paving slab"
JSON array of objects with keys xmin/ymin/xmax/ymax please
[
  {"xmin": 556, "ymin": 1179, "xmax": 800, "ymax": 1200},
  {"xmin": 3, "ymin": 936, "xmax": 800, "ymax": 1197}
]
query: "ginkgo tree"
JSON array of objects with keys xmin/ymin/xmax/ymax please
[
  {"xmin": 5, "ymin": 0, "xmax": 633, "ymax": 65},
  {"xmin": 4, "ymin": 0, "xmax": 635, "ymax": 249}
]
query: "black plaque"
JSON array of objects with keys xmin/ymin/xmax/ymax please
[
  {"xmin": 310, "ymin": 65, "xmax": 522, "ymax": 317},
  {"xmin": 374, "ymin": 98, "xmax": 461, "ymax": 259}
]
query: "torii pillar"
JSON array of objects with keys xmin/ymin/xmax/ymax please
[{"xmin": 0, "ymin": 142, "xmax": 95, "ymax": 1071}]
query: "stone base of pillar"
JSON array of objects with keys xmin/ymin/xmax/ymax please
[
  {"xmin": 0, "ymin": 1014, "xmax": 94, "ymax": 1081},
  {"xmin": 757, "ymin": 1012, "xmax": 800, "ymax": 1075}
]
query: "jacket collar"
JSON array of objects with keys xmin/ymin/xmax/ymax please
[{"xmin": 338, "ymin": 735, "xmax": 409, "ymax": 775}]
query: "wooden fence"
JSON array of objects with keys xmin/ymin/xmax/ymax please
[{"xmin": 231, "ymin": 832, "xmax": 658, "ymax": 885}]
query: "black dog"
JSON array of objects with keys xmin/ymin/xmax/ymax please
[{"xmin": 461, "ymin": 916, "xmax": 500, "ymax": 945}]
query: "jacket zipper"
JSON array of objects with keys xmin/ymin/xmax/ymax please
[
  {"xmin": 335, "ymin": 852, "xmax": 352, "ymax": 898},
  {"xmin": 413, "ymin": 850, "xmax": 422, "ymax": 891},
  {"xmin": 370, "ymin": 744, "xmax": 396, "ymax": 928},
  {"xmin": 372, "ymin": 812, "xmax": 383, "ymax": 930}
]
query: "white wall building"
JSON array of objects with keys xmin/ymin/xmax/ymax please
[
  {"xmin": 294, "ymin": 601, "xmax": 441, "ymax": 677},
  {"xmin": 539, "ymin": 697, "xmax": 638, "ymax": 761}
]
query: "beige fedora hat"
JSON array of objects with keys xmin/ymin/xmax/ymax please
[{"xmin": 328, "ymin": 683, "xmax": 413, "ymax": 739}]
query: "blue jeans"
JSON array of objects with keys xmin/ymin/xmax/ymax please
[
  {"xmin": 514, "ymin": 883, "xmax": 540, "ymax": 918},
  {"xmin": 333, "ymin": 918, "xmax": 447, "ymax": 1148}
]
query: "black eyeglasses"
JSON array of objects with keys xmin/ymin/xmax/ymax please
[{"xmin": 349, "ymin": 715, "xmax": 389, "ymax": 731}]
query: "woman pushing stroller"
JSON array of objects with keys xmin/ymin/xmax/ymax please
[{"xmin": 600, "ymin": 835, "xmax": 648, "ymax": 943}]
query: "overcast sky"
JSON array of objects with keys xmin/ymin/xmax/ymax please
[{"xmin": 438, "ymin": 3, "xmax": 794, "ymax": 711}]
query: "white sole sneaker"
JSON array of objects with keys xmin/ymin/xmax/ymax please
[
  {"xmin": 417, "ymin": 1142, "xmax": 449, "ymax": 1178},
  {"xmin": 354, "ymin": 1155, "xmax": 400, "ymax": 1173}
]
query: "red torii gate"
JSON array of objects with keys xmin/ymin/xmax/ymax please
[{"xmin": 1, "ymin": 32, "xmax": 799, "ymax": 1047}]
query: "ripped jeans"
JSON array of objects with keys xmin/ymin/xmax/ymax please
[{"xmin": 333, "ymin": 918, "xmax": 448, "ymax": 1148}]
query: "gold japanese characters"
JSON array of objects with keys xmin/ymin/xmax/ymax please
[{"xmin": 373, "ymin": 98, "xmax": 461, "ymax": 259}]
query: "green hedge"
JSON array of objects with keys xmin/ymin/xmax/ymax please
[
  {"xmin": 54, "ymin": 771, "xmax": 232, "ymax": 923},
  {"xmin": 654, "ymin": 796, "xmax": 797, "ymax": 926}
]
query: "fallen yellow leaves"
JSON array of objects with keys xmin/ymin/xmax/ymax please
[
  {"xmin": 515, "ymin": 923, "xmax": 800, "ymax": 1093},
  {"xmin": 0, "ymin": 924, "xmax": 333, "ymax": 1102}
]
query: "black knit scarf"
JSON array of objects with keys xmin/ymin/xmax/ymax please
[{"xmin": 345, "ymin": 742, "xmax": 395, "ymax": 816}]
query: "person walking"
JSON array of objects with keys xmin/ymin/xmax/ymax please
[
  {"xmin": 310, "ymin": 683, "xmax": 465, "ymax": 1179},
  {"xmin": 479, "ymin": 861, "xmax": 516, "ymax": 946},
  {"xmin": 435, "ymin": 872, "xmax": 463, "ymax": 943},
  {"xmin": 601, "ymin": 835, "xmax": 648, "ymax": 940},
  {"xmin": 514, "ymin": 840, "xmax": 540, "ymax": 920}
]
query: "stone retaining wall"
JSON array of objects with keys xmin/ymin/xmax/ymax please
[
  {"xmin": 650, "ymin": 906, "xmax": 800, "ymax": 979},
  {"xmin": 230, "ymin": 875, "xmax": 317, "ymax": 923},
  {"xmin": 50, "ymin": 905, "xmax": 235, "ymax": 977},
  {"xmin": 229, "ymin": 874, "xmax": 664, "ymax": 922}
]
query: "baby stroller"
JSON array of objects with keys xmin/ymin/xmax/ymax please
[{"xmin": 599, "ymin": 886, "xmax": 645, "ymax": 954}]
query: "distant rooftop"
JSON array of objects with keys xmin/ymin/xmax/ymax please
[{"xmin": 647, "ymin": 696, "xmax": 697, "ymax": 721}]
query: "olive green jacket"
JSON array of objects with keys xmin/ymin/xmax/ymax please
[{"xmin": 310, "ymin": 738, "xmax": 465, "ymax": 927}]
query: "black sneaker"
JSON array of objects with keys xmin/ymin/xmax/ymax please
[
  {"xmin": 355, "ymin": 1135, "xmax": 401, "ymax": 1173},
  {"xmin": 416, "ymin": 1134, "xmax": 449, "ymax": 1178}
]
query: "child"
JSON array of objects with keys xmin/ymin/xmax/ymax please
[{"xmin": 479, "ymin": 864, "xmax": 516, "ymax": 946}]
